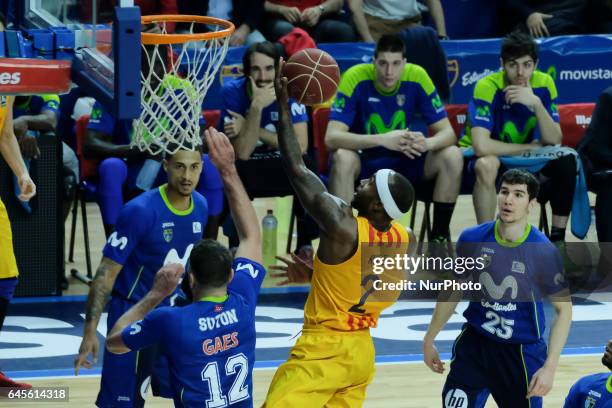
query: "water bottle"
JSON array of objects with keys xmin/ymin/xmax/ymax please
[
  {"xmin": 262, "ymin": 209, "xmax": 278, "ymax": 269},
  {"xmin": 135, "ymin": 159, "xmax": 162, "ymax": 191}
]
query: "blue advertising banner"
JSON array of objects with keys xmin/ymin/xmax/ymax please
[{"xmin": 203, "ymin": 35, "xmax": 612, "ymax": 110}]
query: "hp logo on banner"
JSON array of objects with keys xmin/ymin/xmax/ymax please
[{"xmin": 444, "ymin": 389, "xmax": 468, "ymax": 408}]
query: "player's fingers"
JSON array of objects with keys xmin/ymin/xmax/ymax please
[
  {"xmin": 274, "ymin": 255, "xmax": 293, "ymax": 265},
  {"xmin": 277, "ymin": 279, "xmax": 291, "ymax": 286},
  {"xmin": 227, "ymin": 109, "xmax": 241, "ymax": 118},
  {"xmin": 269, "ymin": 272, "xmax": 288, "ymax": 279},
  {"xmin": 541, "ymin": 22, "xmax": 550, "ymax": 37},
  {"xmin": 542, "ymin": 13, "xmax": 553, "ymax": 19}
]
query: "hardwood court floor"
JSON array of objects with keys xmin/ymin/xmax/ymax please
[{"xmin": 20, "ymin": 355, "xmax": 603, "ymax": 407}]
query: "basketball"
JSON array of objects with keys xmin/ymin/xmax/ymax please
[{"xmin": 283, "ymin": 48, "xmax": 341, "ymax": 106}]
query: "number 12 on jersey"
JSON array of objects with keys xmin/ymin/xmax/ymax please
[{"xmin": 201, "ymin": 353, "xmax": 250, "ymax": 407}]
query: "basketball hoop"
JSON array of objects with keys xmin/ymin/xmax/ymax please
[{"xmin": 132, "ymin": 15, "xmax": 235, "ymax": 155}]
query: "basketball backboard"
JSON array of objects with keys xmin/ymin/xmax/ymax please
[{"xmin": 19, "ymin": 0, "xmax": 141, "ymax": 119}]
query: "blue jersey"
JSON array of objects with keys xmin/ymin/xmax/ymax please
[
  {"xmin": 564, "ymin": 373, "xmax": 612, "ymax": 408},
  {"xmin": 103, "ymin": 185, "xmax": 208, "ymax": 305},
  {"xmin": 458, "ymin": 221, "xmax": 565, "ymax": 344},
  {"xmin": 329, "ymin": 63, "xmax": 447, "ymax": 137},
  {"xmin": 220, "ymin": 77, "xmax": 307, "ymax": 151},
  {"xmin": 460, "ymin": 70, "xmax": 560, "ymax": 147},
  {"xmin": 121, "ymin": 257, "xmax": 266, "ymax": 408},
  {"xmin": 13, "ymin": 94, "xmax": 60, "ymax": 118}
]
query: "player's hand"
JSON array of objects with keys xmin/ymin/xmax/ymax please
[
  {"xmin": 526, "ymin": 364, "xmax": 555, "ymax": 398},
  {"xmin": 223, "ymin": 110, "xmax": 244, "ymax": 139},
  {"xmin": 380, "ymin": 129, "xmax": 411, "ymax": 153},
  {"xmin": 526, "ymin": 12, "xmax": 552, "ymax": 38},
  {"xmin": 274, "ymin": 58, "xmax": 290, "ymax": 106},
  {"xmin": 301, "ymin": 6, "xmax": 322, "ymax": 26},
  {"xmin": 423, "ymin": 340, "xmax": 445, "ymax": 373},
  {"xmin": 13, "ymin": 117, "xmax": 28, "ymax": 140},
  {"xmin": 17, "ymin": 172, "xmax": 36, "ymax": 201},
  {"xmin": 18, "ymin": 134, "xmax": 41, "ymax": 159},
  {"xmin": 74, "ymin": 332, "xmax": 99, "ymax": 375},
  {"xmin": 504, "ymin": 85, "xmax": 540, "ymax": 109},
  {"xmin": 249, "ymin": 76, "xmax": 276, "ymax": 109},
  {"xmin": 151, "ymin": 263, "xmax": 184, "ymax": 299},
  {"xmin": 206, "ymin": 127, "xmax": 236, "ymax": 172},
  {"xmin": 269, "ymin": 254, "xmax": 313, "ymax": 285},
  {"xmin": 405, "ymin": 131, "xmax": 429, "ymax": 156},
  {"xmin": 280, "ymin": 6, "xmax": 302, "ymax": 24}
]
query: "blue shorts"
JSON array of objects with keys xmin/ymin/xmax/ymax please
[
  {"xmin": 443, "ymin": 324, "xmax": 547, "ymax": 408},
  {"xmin": 359, "ymin": 148, "xmax": 428, "ymax": 184},
  {"xmin": 0, "ymin": 278, "xmax": 18, "ymax": 301},
  {"xmin": 96, "ymin": 297, "xmax": 172, "ymax": 408}
]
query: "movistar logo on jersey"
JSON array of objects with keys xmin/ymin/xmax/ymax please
[
  {"xmin": 163, "ymin": 244, "xmax": 194, "ymax": 267},
  {"xmin": 551, "ymin": 103, "xmax": 558, "ymax": 113},
  {"xmin": 332, "ymin": 96, "xmax": 345, "ymax": 111},
  {"xmin": 90, "ymin": 106, "xmax": 102, "ymax": 120},
  {"xmin": 476, "ymin": 105, "xmax": 490, "ymax": 119},
  {"xmin": 431, "ymin": 94, "xmax": 443, "ymax": 112},
  {"xmin": 365, "ymin": 111, "xmax": 406, "ymax": 134},
  {"xmin": 500, "ymin": 117, "xmax": 537, "ymax": 144},
  {"xmin": 107, "ymin": 232, "xmax": 128, "ymax": 250},
  {"xmin": 546, "ymin": 65, "xmax": 557, "ymax": 80}
]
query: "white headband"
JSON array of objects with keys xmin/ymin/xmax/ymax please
[{"xmin": 375, "ymin": 169, "xmax": 407, "ymax": 220}]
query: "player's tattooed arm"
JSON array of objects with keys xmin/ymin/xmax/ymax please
[
  {"xmin": 84, "ymin": 258, "xmax": 123, "ymax": 327},
  {"xmin": 273, "ymin": 58, "xmax": 355, "ymax": 242},
  {"xmin": 75, "ymin": 257, "xmax": 122, "ymax": 375}
]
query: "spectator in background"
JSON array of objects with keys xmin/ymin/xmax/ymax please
[
  {"xmin": 221, "ymin": 41, "xmax": 318, "ymax": 260},
  {"xmin": 262, "ymin": 0, "xmax": 356, "ymax": 43},
  {"xmin": 177, "ymin": 0, "xmax": 266, "ymax": 46},
  {"xmin": 501, "ymin": 0, "xmax": 590, "ymax": 37},
  {"xmin": 348, "ymin": 0, "xmax": 448, "ymax": 42},
  {"xmin": 563, "ymin": 339, "xmax": 612, "ymax": 407},
  {"xmin": 12, "ymin": 95, "xmax": 79, "ymax": 221}
]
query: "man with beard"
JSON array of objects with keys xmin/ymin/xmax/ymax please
[
  {"xmin": 220, "ymin": 41, "xmax": 317, "ymax": 260},
  {"xmin": 564, "ymin": 338, "xmax": 612, "ymax": 407}
]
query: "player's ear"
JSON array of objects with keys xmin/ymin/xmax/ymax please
[
  {"xmin": 162, "ymin": 159, "xmax": 168, "ymax": 173},
  {"xmin": 188, "ymin": 271, "xmax": 196, "ymax": 290},
  {"xmin": 527, "ymin": 197, "xmax": 537, "ymax": 212},
  {"xmin": 227, "ymin": 267, "xmax": 234, "ymax": 285}
]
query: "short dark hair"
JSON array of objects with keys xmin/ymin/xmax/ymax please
[
  {"xmin": 189, "ymin": 239, "xmax": 233, "ymax": 288},
  {"xmin": 242, "ymin": 41, "xmax": 279, "ymax": 76},
  {"xmin": 500, "ymin": 169, "xmax": 540, "ymax": 200},
  {"xmin": 501, "ymin": 31, "xmax": 538, "ymax": 63},
  {"xmin": 374, "ymin": 34, "xmax": 406, "ymax": 59},
  {"xmin": 389, "ymin": 172, "xmax": 414, "ymax": 213},
  {"xmin": 163, "ymin": 141, "xmax": 203, "ymax": 161}
]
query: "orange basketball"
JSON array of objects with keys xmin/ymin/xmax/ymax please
[{"xmin": 283, "ymin": 48, "xmax": 340, "ymax": 106}]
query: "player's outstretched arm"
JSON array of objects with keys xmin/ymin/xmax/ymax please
[
  {"xmin": 206, "ymin": 127, "xmax": 262, "ymax": 264},
  {"xmin": 422, "ymin": 292, "xmax": 462, "ymax": 374},
  {"xmin": 273, "ymin": 59, "xmax": 355, "ymax": 239},
  {"xmin": 106, "ymin": 264, "xmax": 183, "ymax": 354},
  {"xmin": 0, "ymin": 97, "xmax": 36, "ymax": 201},
  {"xmin": 74, "ymin": 257, "xmax": 122, "ymax": 375},
  {"xmin": 526, "ymin": 295, "xmax": 572, "ymax": 398}
]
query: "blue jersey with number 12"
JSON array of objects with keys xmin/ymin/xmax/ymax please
[{"xmin": 121, "ymin": 257, "xmax": 266, "ymax": 407}]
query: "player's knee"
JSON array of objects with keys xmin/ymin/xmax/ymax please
[
  {"xmin": 438, "ymin": 145, "xmax": 463, "ymax": 175},
  {"xmin": 474, "ymin": 156, "xmax": 500, "ymax": 185},
  {"xmin": 99, "ymin": 158, "xmax": 128, "ymax": 182},
  {"xmin": 331, "ymin": 149, "xmax": 360, "ymax": 177}
]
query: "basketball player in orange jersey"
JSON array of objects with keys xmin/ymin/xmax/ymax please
[
  {"xmin": 0, "ymin": 93, "xmax": 37, "ymax": 388},
  {"xmin": 263, "ymin": 59, "xmax": 416, "ymax": 407}
]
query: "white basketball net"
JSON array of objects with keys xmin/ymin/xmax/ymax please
[{"xmin": 131, "ymin": 21, "xmax": 231, "ymax": 155}]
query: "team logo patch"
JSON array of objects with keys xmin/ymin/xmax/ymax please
[
  {"xmin": 511, "ymin": 261, "xmax": 525, "ymax": 274},
  {"xmin": 585, "ymin": 396, "xmax": 597, "ymax": 408},
  {"xmin": 447, "ymin": 59, "xmax": 459, "ymax": 88},
  {"xmin": 396, "ymin": 94, "xmax": 405, "ymax": 107},
  {"xmin": 271, "ymin": 111, "xmax": 278, "ymax": 121},
  {"xmin": 444, "ymin": 389, "xmax": 468, "ymax": 408},
  {"xmin": 193, "ymin": 222, "xmax": 202, "ymax": 234},
  {"xmin": 480, "ymin": 250, "xmax": 493, "ymax": 268},
  {"xmin": 163, "ymin": 228, "xmax": 173, "ymax": 243}
]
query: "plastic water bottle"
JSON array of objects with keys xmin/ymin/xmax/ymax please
[
  {"xmin": 262, "ymin": 209, "xmax": 278, "ymax": 269},
  {"xmin": 135, "ymin": 159, "xmax": 162, "ymax": 191}
]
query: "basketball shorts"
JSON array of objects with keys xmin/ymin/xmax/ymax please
[
  {"xmin": 96, "ymin": 297, "xmax": 172, "ymax": 408},
  {"xmin": 0, "ymin": 198, "xmax": 19, "ymax": 280},
  {"xmin": 263, "ymin": 326, "xmax": 375, "ymax": 408},
  {"xmin": 359, "ymin": 148, "xmax": 428, "ymax": 184},
  {"xmin": 442, "ymin": 324, "xmax": 547, "ymax": 408}
]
